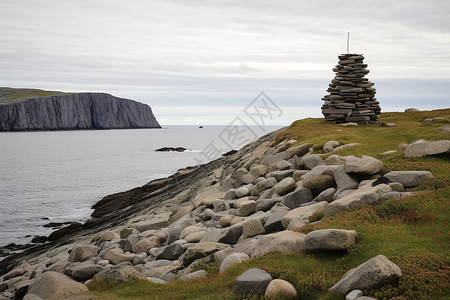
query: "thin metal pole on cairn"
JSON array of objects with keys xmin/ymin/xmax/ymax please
[{"xmin": 347, "ymin": 32, "xmax": 350, "ymax": 54}]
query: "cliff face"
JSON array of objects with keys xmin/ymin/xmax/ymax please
[{"xmin": 0, "ymin": 93, "xmax": 161, "ymax": 131}]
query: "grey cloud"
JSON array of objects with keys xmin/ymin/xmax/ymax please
[{"xmin": 0, "ymin": 0, "xmax": 448, "ymax": 124}]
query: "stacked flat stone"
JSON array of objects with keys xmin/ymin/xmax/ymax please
[{"xmin": 321, "ymin": 54, "xmax": 380, "ymax": 124}]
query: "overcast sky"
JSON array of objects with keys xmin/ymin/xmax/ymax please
[{"xmin": 1, "ymin": 0, "xmax": 449, "ymax": 125}]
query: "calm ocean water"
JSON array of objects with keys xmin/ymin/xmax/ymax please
[{"xmin": 0, "ymin": 126, "xmax": 281, "ymax": 247}]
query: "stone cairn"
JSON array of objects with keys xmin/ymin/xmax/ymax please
[{"xmin": 321, "ymin": 53, "xmax": 380, "ymax": 124}]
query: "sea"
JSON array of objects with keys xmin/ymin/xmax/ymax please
[{"xmin": 0, "ymin": 125, "xmax": 282, "ymax": 248}]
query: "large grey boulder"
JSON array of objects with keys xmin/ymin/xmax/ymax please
[
  {"xmin": 267, "ymin": 170, "xmax": 295, "ymax": 182},
  {"xmin": 238, "ymin": 200, "xmax": 257, "ymax": 216},
  {"xmin": 233, "ymin": 239, "xmax": 258, "ymax": 256},
  {"xmin": 132, "ymin": 236, "xmax": 160, "ymax": 254},
  {"xmin": 305, "ymin": 229, "xmax": 358, "ymax": 251},
  {"xmin": 344, "ymin": 155, "xmax": 383, "ymax": 175},
  {"xmin": 70, "ymin": 265, "xmax": 105, "ymax": 281},
  {"xmin": 143, "ymin": 260, "xmax": 182, "ymax": 279},
  {"xmin": 334, "ymin": 166, "xmax": 359, "ymax": 196},
  {"xmin": 256, "ymin": 197, "xmax": 282, "ymax": 212},
  {"xmin": 405, "ymin": 140, "xmax": 450, "ymax": 157},
  {"xmin": 124, "ymin": 234, "xmax": 140, "ymax": 252},
  {"xmin": 155, "ymin": 243, "xmax": 186, "ymax": 260},
  {"xmin": 241, "ymin": 218, "xmax": 266, "ymax": 240},
  {"xmin": 274, "ymin": 177, "xmax": 296, "ymax": 196},
  {"xmin": 223, "ymin": 189, "xmax": 236, "ymax": 200},
  {"xmin": 180, "ymin": 226, "xmax": 205, "ymax": 240},
  {"xmin": 276, "ymin": 160, "xmax": 292, "ymax": 170},
  {"xmin": 282, "ymin": 188, "xmax": 314, "ymax": 209},
  {"xmin": 134, "ymin": 219, "xmax": 169, "ymax": 232},
  {"xmin": 217, "ymin": 224, "xmax": 243, "ymax": 245},
  {"xmin": 120, "ymin": 228, "xmax": 139, "ymax": 239},
  {"xmin": 284, "ymin": 143, "xmax": 312, "ymax": 160},
  {"xmin": 325, "ymin": 184, "xmax": 391, "ymax": 217},
  {"xmin": 251, "ymin": 177, "xmax": 277, "ymax": 196},
  {"xmin": 384, "ymin": 171, "xmax": 433, "ymax": 188},
  {"xmin": 264, "ymin": 210, "xmax": 289, "ymax": 233},
  {"xmin": 316, "ymin": 187, "xmax": 336, "ymax": 202},
  {"xmin": 235, "ymin": 186, "xmax": 251, "ymax": 198},
  {"xmin": 251, "ymin": 230, "xmax": 305, "ymax": 257},
  {"xmin": 94, "ymin": 265, "xmax": 143, "ymax": 282},
  {"xmin": 299, "ymin": 154, "xmax": 323, "ymax": 170},
  {"xmin": 167, "ymin": 218, "xmax": 195, "ymax": 244},
  {"xmin": 25, "ymin": 271, "xmax": 88, "ymax": 299},
  {"xmin": 301, "ymin": 165, "xmax": 339, "ymax": 185},
  {"xmin": 200, "ymin": 228, "xmax": 223, "ymax": 243},
  {"xmin": 99, "ymin": 231, "xmax": 119, "ymax": 242},
  {"xmin": 282, "ymin": 201, "xmax": 328, "ymax": 230},
  {"xmin": 265, "ymin": 279, "xmax": 297, "ymax": 299},
  {"xmin": 329, "ymin": 255, "xmax": 402, "ymax": 294},
  {"xmin": 331, "ymin": 143, "xmax": 360, "ymax": 152},
  {"xmin": 321, "ymin": 154, "xmax": 347, "ymax": 166},
  {"xmin": 219, "ymin": 253, "xmax": 250, "ymax": 273},
  {"xmin": 69, "ymin": 245, "xmax": 100, "ymax": 263},
  {"xmin": 261, "ymin": 152, "xmax": 286, "ymax": 169},
  {"xmin": 236, "ymin": 268, "xmax": 273, "ymax": 296},
  {"xmin": 104, "ymin": 248, "xmax": 133, "ymax": 265},
  {"xmin": 183, "ymin": 242, "xmax": 229, "ymax": 266},
  {"xmin": 249, "ymin": 164, "xmax": 268, "ymax": 177},
  {"xmin": 323, "ymin": 140, "xmax": 340, "ymax": 153},
  {"xmin": 293, "ymin": 170, "xmax": 309, "ymax": 181},
  {"xmin": 169, "ymin": 202, "xmax": 194, "ymax": 223},
  {"xmin": 213, "ymin": 247, "xmax": 234, "ymax": 265},
  {"xmin": 179, "ymin": 270, "xmax": 208, "ymax": 281}
]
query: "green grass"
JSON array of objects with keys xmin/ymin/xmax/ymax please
[
  {"xmin": 88, "ymin": 109, "xmax": 450, "ymax": 300},
  {"xmin": 273, "ymin": 108, "xmax": 450, "ymax": 158},
  {"xmin": 0, "ymin": 87, "xmax": 72, "ymax": 104}
]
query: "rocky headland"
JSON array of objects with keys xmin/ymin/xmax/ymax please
[
  {"xmin": 0, "ymin": 88, "xmax": 161, "ymax": 131},
  {"xmin": 0, "ymin": 109, "xmax": 449, "ymax": 299}
]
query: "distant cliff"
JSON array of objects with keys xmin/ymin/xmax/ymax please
[{"xmin": 0, "ymin": 92, "xmax": 161, "ymax": 131}]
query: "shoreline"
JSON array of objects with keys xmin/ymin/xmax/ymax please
[{"xmin": 0, "ymin": 110, "xmax": 448, "ymax": 299}]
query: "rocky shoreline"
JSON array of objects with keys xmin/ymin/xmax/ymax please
[{"xmin": 0, "ymin": 124, "xmax": 448, "ymax": 299}]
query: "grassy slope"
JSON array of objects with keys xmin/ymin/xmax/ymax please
[
  {"xmin": 0, "ymin": 87, "xmax": 71, "ymax": 104},
  {"xmin": 88, "ymin": 109, "xmax": 450, "ymax": 300}
]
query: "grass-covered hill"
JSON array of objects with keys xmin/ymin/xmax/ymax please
[
  {"xmin": 87, "ymin": 109, "xmax": 449, "ymax": 300},
  {"xmin": 0, "ymin": 87, "xmax": 71, "ymax": 104}
]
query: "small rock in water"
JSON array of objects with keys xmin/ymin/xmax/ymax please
[
  {"xmin": 31, "ymin": 235, "xmax": 48, "ymax": 243},
  {"xmin": 155, "ymin": 147, "xmax": 187, "ymax": 152},
  {"xmin": 43, "ymin": 221, "xmax": 76, "ymax": 228}
]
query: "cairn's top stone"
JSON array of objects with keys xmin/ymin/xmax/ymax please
[{"xmin": 321, "ymin": 54, "xmax": 380, "ymax": 124}]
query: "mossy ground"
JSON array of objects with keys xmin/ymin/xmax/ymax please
[
  {"xmin": 88, "ymin": 109, "xmax": 450, "ymax": 300},
  {"xmin": 0, "ymin": 87, "xmax": 70, "ymax": 104}
]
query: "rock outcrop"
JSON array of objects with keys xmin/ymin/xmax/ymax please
[
  {"xmin": 0, "ymin": 92, "xmax": 161, "ymax": 131},
  {"xmin": 329, "ymin": 255, "xmax": 402, "ymax": 294}
]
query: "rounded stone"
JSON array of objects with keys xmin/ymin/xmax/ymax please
[
  {"xmin": 265, "ymin": 279, "xmax": 297, "ymax": 298},
  {"xmin": 235, "ymin": 186, "xmax": 250, "ymax": 198},
  {"xmin": 219, "ymin": 253, "xmax": 250, "ymax": 273}
]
